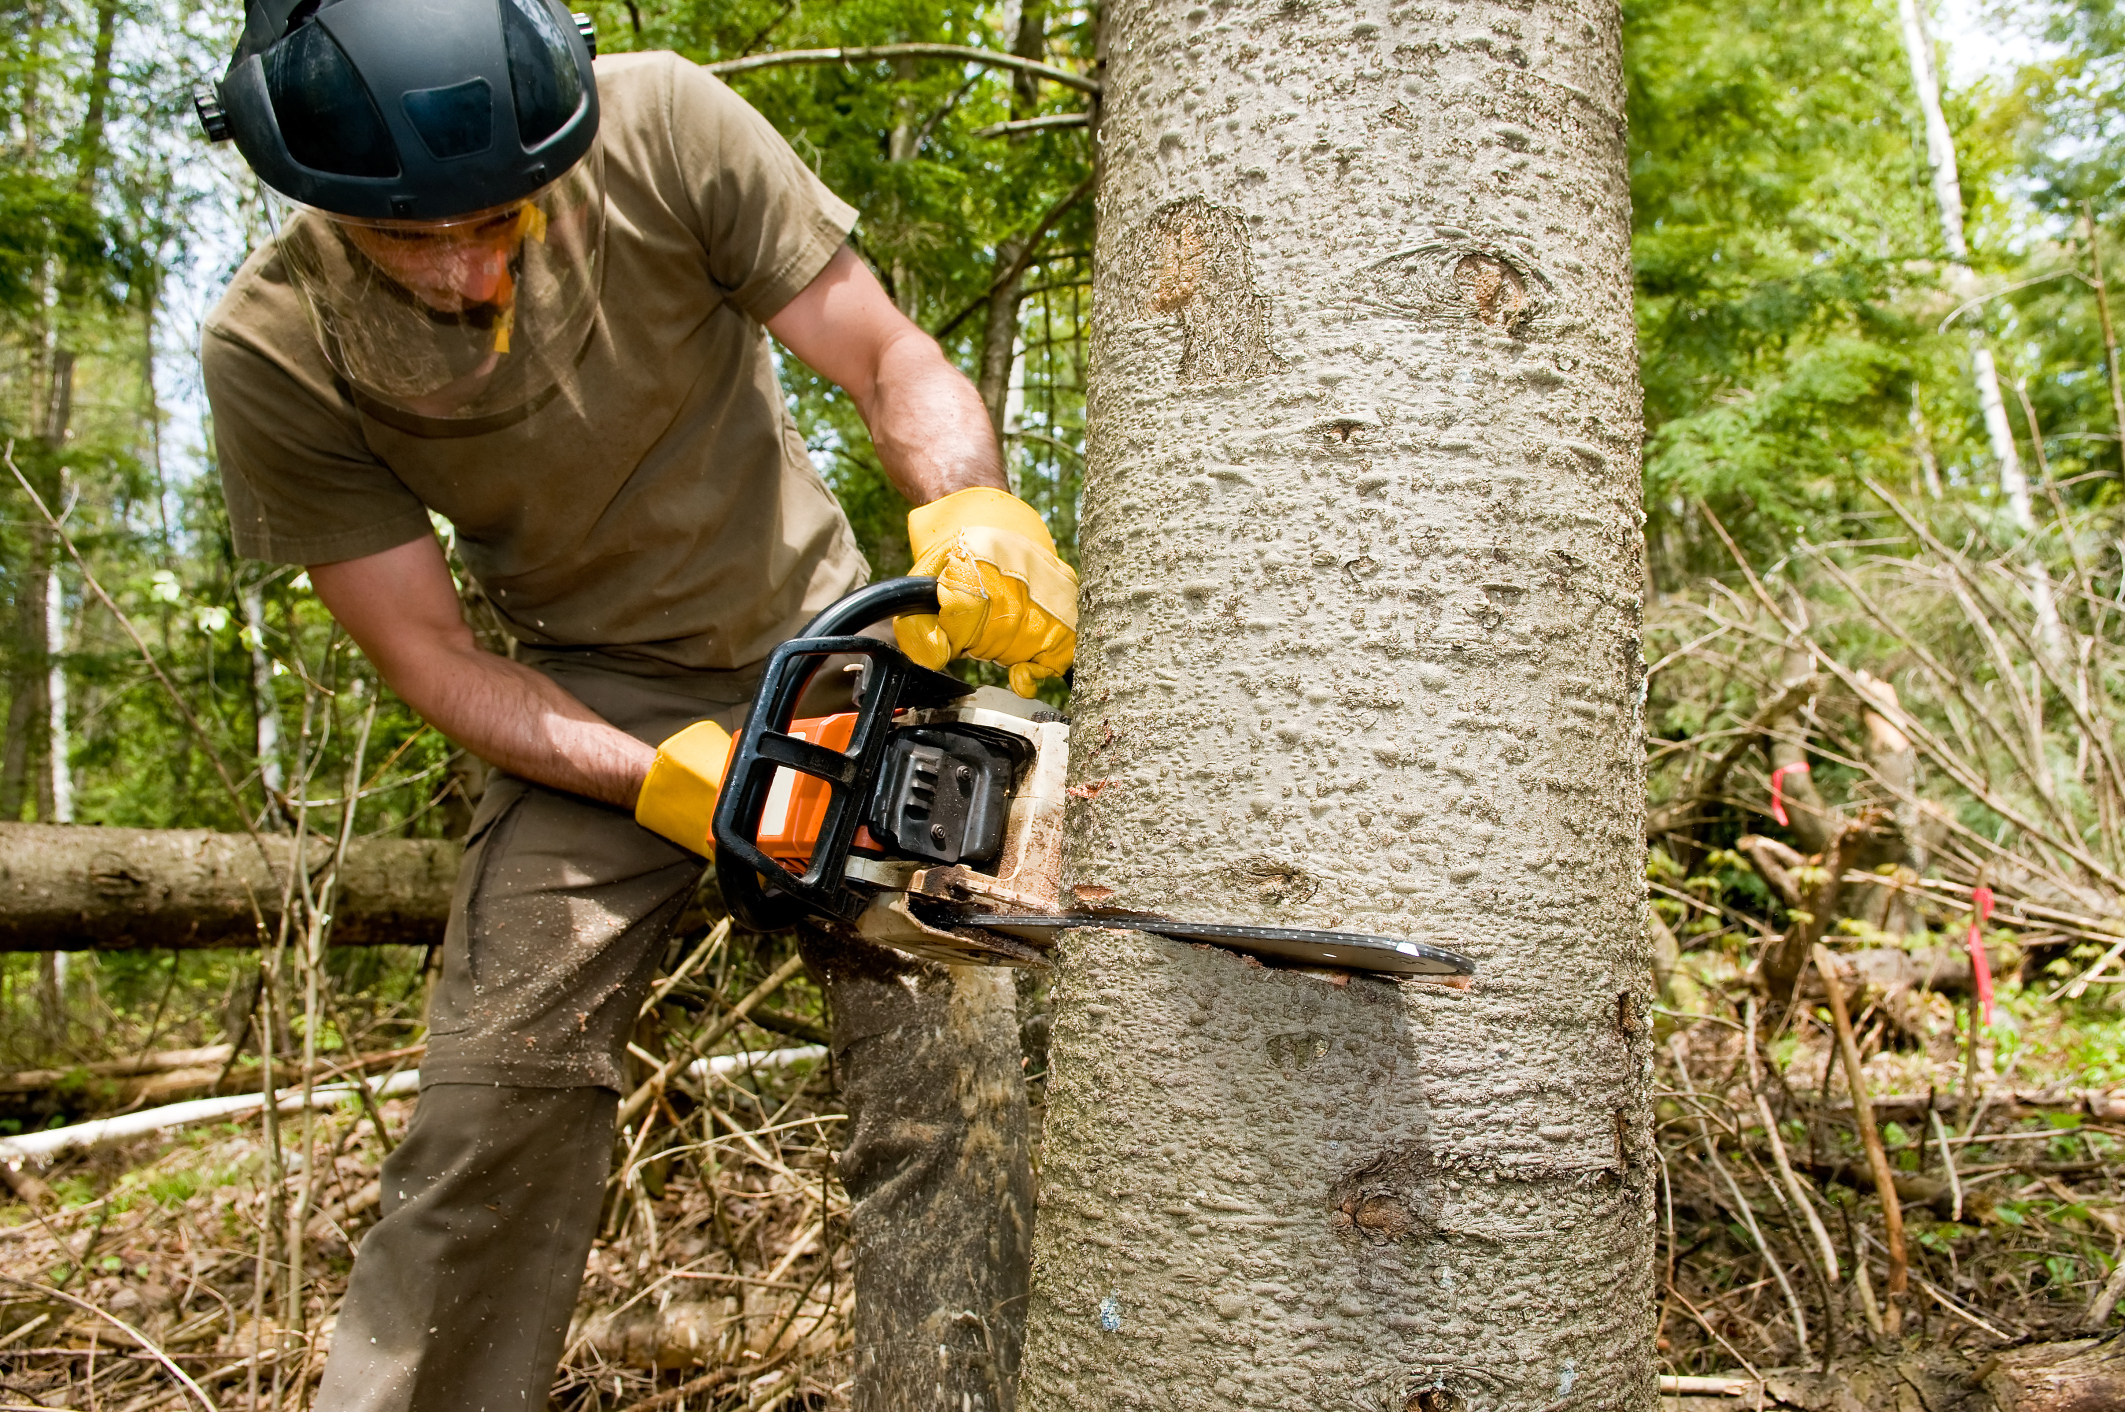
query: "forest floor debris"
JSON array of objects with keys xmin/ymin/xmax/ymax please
[
  {"xmin": 4, "ymin": 960, "xmax": 2124, "ymax": 1409},
  {"xmin": 0, "ymin": 917, "xmax": 864, "ymax": 1412},
  {"xmin": 0, "ymin": 1058, "xmax": 853, "ymax": 1412}
]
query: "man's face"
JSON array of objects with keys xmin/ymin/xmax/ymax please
[{"xmin": 340, "ymin": 207, "xmax": 528, "ymax": 313}]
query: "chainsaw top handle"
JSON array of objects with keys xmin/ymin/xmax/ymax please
[
  {"xmin": 711, "ymin": 577, "xmax": 970, "ymax": 934},
  {"xmin": 794, "ymin": 576, "xmax": 937, "ymax": 640}
]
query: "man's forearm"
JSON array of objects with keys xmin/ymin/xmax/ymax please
[
  {"xmin": 855, "ymin": 331, "xmax": 1008, "ymax": 504},
  {"xmin": 309, "ymin": 539, "xmax": 660, "ymax": 815},
  {"xmin": 765, "ymin": 247, "xmax": 1006, "ymax": 507},
  {"xmin": 397, "ymin": 647, "xmax": 655, "ymax": 810}
]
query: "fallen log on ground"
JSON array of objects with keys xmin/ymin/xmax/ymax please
[
  {"xmin": 1827, "ymin": 1087, "xmax": 2125, "ymax": 1125},
  {"xmin": 568, "ymin": 1287, "xmax": 851, "ymax": 1370},
  {"xmin": 0, "ymin": 822, "xmax": 461, "ymax": 951},
  {"xmin": 0, "ymin": 1045, "xmax": 235, "ymax": 1125},
  {"xmin": 0, "ymin": 1044, "xmax": 423, "ymax": 1127},
  {"xmin": 0, "ymin": 1046, "xmax": 822, "ymax": 1165},
  {"xmin": 1780, "ymin": 942, "xmax": 1993, "ymax": 996},
  {"xmin": 0, "ymin": 1068, "xmax": 426, "ymax": 1164},
  {"xmin": 0, "ymin": 1044, "xmax": 234, "ymax": 1093},
  {"xmin": 1797, "ymin": 1158, "xmax": 1994, "ymax": 1223},
  {"xmin": 1658, "ymin": 1337, "xmax": 2125, "ymax": 1409}
]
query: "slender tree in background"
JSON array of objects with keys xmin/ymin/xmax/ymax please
[
  {"xmin": 239, "ymin": 580, "xmax": 286, "ymax": 824},
  {"xmin": 1897, "ymin": 0, "xmax": 2067, "ymax": 666},
  {"xmin": 1017, "ymin": 0, "xmax": 1651, "ymax": 1405},
  {"xmin": 1896, "ymin": 0, "xmax": 2033, "ymax": 527}
]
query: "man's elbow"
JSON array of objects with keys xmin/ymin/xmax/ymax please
[{"xmin": 873, "ymin": 324, "xmax": 969, "ymax": 401}]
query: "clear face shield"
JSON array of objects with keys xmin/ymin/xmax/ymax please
[{"xmin": 273, "ymin": 148, "xmax": 606, "ymax": 422}]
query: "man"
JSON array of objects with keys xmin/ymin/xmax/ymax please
[{"xmin": 195, "ymin": 1, "xmax": 1074, "ymax": 1407}]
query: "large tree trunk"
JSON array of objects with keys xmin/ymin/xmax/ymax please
[
  {"xmin": 1016, "ymin": 0, "xmax": 1651, "ymax": 1406},
  {"xmin": 0, "ymin": 822, "xmax": 458, "ymax": 951}
]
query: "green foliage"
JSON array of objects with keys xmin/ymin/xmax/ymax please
[
  {"xmin": 1621, "ymin": 0, "xmax": 2125, "ymax": 589},
  {"xmin": 1627, "ymin": 0, "xmax": 1943, "ymax": 552},
  {"xmin": 2028, "ymin": 0, "xmax": 2125, "ymax": 211},
  {"xmin": 0, "ymin": 169, "xmax": 119, "ymax": 323},
  {"xmin": 577, "ymin": 0, "xmax": 1094, "ymax": 567}
]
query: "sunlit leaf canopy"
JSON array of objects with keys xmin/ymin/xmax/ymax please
[{"xmin": 587, "ymin": 0, "xmax": 1099, "ymax": 573}]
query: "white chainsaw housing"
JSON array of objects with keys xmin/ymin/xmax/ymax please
[{"xmin": 846, "ymin": 687, "xmax": 1068, "ymax": 967}]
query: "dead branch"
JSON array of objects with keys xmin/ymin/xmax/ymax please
[
  {"xmin": 1736, "ymin": 835, "xmax": 1806, "ymax": 907},
  {"xmin": 1812, "ymin": 945, "xmax": 1908, "ymax": 1327},
  {"xmin": 704, "ymin": 43, "xmax": 1101, "ymax": 95},
  {"xmin": 1764, "ymin": 819, "xmax": 1883, "ymax": 1002},
  {"xmin": 1649, "ymin": 674, "xmax": 1820, "ymax": 837}
]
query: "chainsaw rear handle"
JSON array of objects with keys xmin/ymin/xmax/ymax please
[{"xmin": 712, "ymin": 577, "xmax": 969, "ymax": 934}]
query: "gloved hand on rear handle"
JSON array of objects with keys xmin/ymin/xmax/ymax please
[
  {"xmin": 634, "ymin": 719, "xmax": 732, "ymax": 854},
  {"xmin": 893, "ymin": 487, "xmax": 1078, "ymax": 697}
]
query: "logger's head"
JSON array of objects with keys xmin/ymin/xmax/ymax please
[{"xmin": 197, "ymin": 0, "xmax": 606, "ymax": 423}]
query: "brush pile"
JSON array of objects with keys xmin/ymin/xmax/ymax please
[{"xmin": 1644, "ymin": 484, "xmax": 2125, "ymax": 1401}]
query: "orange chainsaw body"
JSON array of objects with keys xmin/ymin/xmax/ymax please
[{"xmin": 747, "ymin": 712, "xmax": 872, "ymax": 863}]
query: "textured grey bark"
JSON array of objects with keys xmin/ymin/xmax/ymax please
[{"xmin": 1017, "ymin": 0, "xmax": 1652, "ymax": 1407}]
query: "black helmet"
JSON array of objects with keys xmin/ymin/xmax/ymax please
[{"xmin": 198, "ymin": 0, "xmax": 599, "ymax": 223}]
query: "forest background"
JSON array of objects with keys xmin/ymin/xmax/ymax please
[{"xmin": 7, "ymin": 0, "xmax": 2125, "ymax": 1399}]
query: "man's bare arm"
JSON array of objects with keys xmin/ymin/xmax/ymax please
[
  {"xmin": 766, "ymin": 245, "xmax": 1006, "ymax": 504},
  {"xmin": 308, "ymin": 537, "xmax": 656, "ymax": 809}
]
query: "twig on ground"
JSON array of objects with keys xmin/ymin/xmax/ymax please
[
  {"xmin": 1671, "ymin": 1036, "xmax": 1813, "ymax": 1359},
  {"xmin": 2083, "ymin": 1259, "xmax": 2125, "ymax": 1330},
  {"xmin": 1814, "ymin": 943, "xmax": 1909, "ymax": 1330},
  {"xmin": 1909, "ymin": 1269, "xmax": 2014, "ymax": 1341},
  {"xmin": 618, "ymin": 954, "xmax": 807, "ymax": 1129},
  {"xmin": 1931, "ymin": 1108, "xmax": 1965, "ymax": 1222},
  {"xmin": 0, "ymin": 1273, "xmax": 219, "ymax": 1412}
]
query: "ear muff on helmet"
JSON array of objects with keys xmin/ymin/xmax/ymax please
[{"xmin": 198, "ymin": 0, "xmax": 599, "ymax": 223}]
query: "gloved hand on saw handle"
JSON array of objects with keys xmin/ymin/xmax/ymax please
[
  {"xmin": 634, "ymin": 719, "xmax": 732, "ymax": 855},
  {"xmin": 893, "ymin": 487, "xmax": 1078, "ymax": 697}
]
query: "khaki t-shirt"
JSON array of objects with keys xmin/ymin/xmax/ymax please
[{"xmin": 203, "ymin": 52, "xmax": 869, "ymax": 674}]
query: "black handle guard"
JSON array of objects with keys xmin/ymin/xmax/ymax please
[{"xmin": 712, "ymin": 578, "xmax": 970, "ymax": 933}]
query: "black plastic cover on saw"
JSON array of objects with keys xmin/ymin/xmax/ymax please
[{"xmin": 712, "ymin": 577, "xmax": 970, "ymax": 933}]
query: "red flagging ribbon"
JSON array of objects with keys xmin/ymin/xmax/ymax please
[
  {"xmin": 1968, "ymin": 885, "xmax": 1997, "ymax": 1027},
  {"xmin": 1769, "ymin": 761, "xmax": 1810, "ymax": 827}
]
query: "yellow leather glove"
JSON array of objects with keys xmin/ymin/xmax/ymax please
[
  {"xmin": 894, "ymin": 487, "xmax": 1078, "ymax": 697},
  {"xmin": 634, "ymin": 720, "xmax": 733, "ymax": 855}
]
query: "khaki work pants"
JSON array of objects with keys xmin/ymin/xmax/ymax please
[{"xmin": 313, "ymin": 657, "xmax": 1033, "ymax": 1412}]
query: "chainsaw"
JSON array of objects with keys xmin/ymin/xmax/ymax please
[{"xmin": 709, "ymin": 578, "xmax": 1474, "ymax": 981}]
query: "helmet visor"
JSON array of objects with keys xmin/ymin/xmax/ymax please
[{"xmin": 275, "ymin": 149, "xmax": 605, "ymax": 422}]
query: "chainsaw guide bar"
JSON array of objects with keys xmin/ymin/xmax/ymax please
[{"xmin": 931, "ymin": 910, "xmax": 1475, "ymax": 979}]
